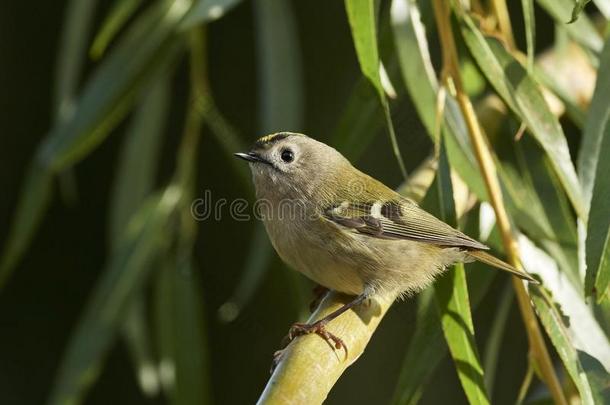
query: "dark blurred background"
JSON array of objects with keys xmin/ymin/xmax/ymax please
[{"xmin": 0, "ymin": 0, "xmax": 565, "ymax": 404}]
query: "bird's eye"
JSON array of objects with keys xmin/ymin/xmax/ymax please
[{"xmin": 280, "ymin": 149, "xmax": 294, "ymax": 163}]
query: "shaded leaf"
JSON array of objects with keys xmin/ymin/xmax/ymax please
[
  {"xmin": 458, "ymin": 11, "xmax": 586, "ymax": 220},
  {"xmin": 180, "ymin": 0, "xmax": 243, "ymax": 29},
  {"xmin": 54, "ymin": 0, "xmax": 98, "ymax": 119},
  {"xmin": 536, "ymin": 0, "xmax": 602, "ymax": 53},
  {"xmin": 0, "ymin": 164, "xmax": 53, "ymax": 288},
  {"xmin": 0, "ymin": 0, "xmax": 187, "ymax": 291},
  {"xmin": 47, "ymin": 187, "xmax": 181, "ymax": 405},
  {"xmin": 90, "ymin": 0, "xmax": 144, "ymax": 59},
  {"xmin": 521, "ymin": 0, "xmax": 536, "ymax": 70},
  {"xmin": 109, "ymin": 75, "xmax": 170, "ymax": 246},
  {"xmin": 390, "ymin": 0, "xmax": 487, "ymax": 200},
  {"xmin": 155, "ymin": 260, "xmax": 211, "ymax": 405},
  {"xmin": 581, "ymin": 39, "xmax": 610, "ymax": 300}
]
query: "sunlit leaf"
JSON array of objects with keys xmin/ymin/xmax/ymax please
[
  {"xmin": 530, "ymin": 287, "xmax": 600, "ymax": 404},
  {"xmin": 345, "ymin": 0, "xmax": 407, "ymax": 178},
  {"xmin": 427, "ymin": 139, "xmax": 490, "ymax": 405},
  {"xmin": 569, "ymin": 0, "xmax": 592, "ymax": 23},
  {"xmin": 458, "ymin": 11, "xmax": 586, "ymax": 220}
]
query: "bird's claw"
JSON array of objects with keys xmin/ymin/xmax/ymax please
[{"xmin": 287, "ymin": 321, "xmax": 348, "ymax": 355}]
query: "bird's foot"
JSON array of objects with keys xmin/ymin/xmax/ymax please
[{"xmin": 287, "ymin": 321, "xmax": 347, "ymax": 354}]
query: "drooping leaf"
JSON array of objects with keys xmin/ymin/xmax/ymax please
[
  {"xmin": 54, "ymin": 0, "xmax": 98, "ymax": 119},
  {"xmin": 108, "ymin": 74, "xmax": 171, "ymax": 395},
  {"xmin": 90, "ymin": 0, "xmax": 144, "ymax": 59},
  {"xmin": 122, "ymin": 296, "xmax": 160, "ymax": 397},
  {"xmin": 536, "ymin": 0, "xmax": 603, "ymax": 53},
  {"xmin": 180, "ymin": 0, "xmax": 243, "ymax": 29},
  {"xmin": 155, "ymin": 260, "xmax": 212, "ymax": 405},
  {"xmin": 581, "ymin": 39, "xmax": 610, "ymax": 300},
  {"xmin": 47, "ymin": 188, "xmax": 181, "ymax": 405},
  {"xmin": 109, "ymin": 75, "xmax": 170, "ymax": 247},
  {"xmin": 458, "ymin": 11, "xmax": 586, "ymax": 220},
  {"xmin": 530, "ymin": 287, "xmax": 601, "ymax": 404},
  {"xmin": 521, "ymin": 0, "xmax": 536, "ymax": 70},
  {"xmin": 569, "ymin": 0, "xmax": 592, "ymax": 23},
  {"xmin": 0, "ymin": 164, "xmax": 53, "ymax": 288},
  {"xmin": 427, "ymin": 139, "xmax": 490, "ymax": 404},
  {"xmin": 345, "ymin": 0, "xmax": 407, "ymax": 178},
  {"xmin": 0, "ymin": 0, "xmax": 187, "ymax": 291},
  {"xmin": 390, "ymin": 0, "xmax": 487, "ymax": 200},
  {"xmin": 520, "ymin": 236, "xmax": 610, "ymax": 374}
]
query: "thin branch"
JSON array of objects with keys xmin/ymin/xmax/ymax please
[{"xmin": 432, "ymin": 1, "xmax": 567, "ymax": 404}]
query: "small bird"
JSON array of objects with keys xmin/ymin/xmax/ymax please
[{"xmin": 235, "ymin": 132, "xmax": 536, "ymax": 353}]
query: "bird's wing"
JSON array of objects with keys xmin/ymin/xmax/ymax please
[{"xmin": 322, "ymin": 199, "xmax": 488, "ymax": 251}]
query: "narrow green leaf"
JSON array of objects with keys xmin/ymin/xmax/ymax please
[
  {"xmin": 536, "ymin": 0, "xmax": 603, "ymax": 53},
  {"xmin": 254, "ymin": 0, "xmax": 303, "ymax": 132},
  {"xmin": 0, "ymin": 164, "xmax": 53, "ymax": 288},
  {"xmin": 519, "ymin": 236, "xmax": 610, "ymax": 374},
  {"xmin": 180, "ymin": 0, "xmax": 243, "ymax": 29},
  {"xmin": 390, "ymin": 0, "xmax": 487, "ymax": 200},
  {"xmin": 428, "ymin": 140, "xmax": 490, "ymax": 405},
  {"xmin": 569, "ymin": 0, "xmax": 592, "ymax": 23},
  {"xmin": 47, "ymin": 187, "xmax": 181, "ymax": 405},
  {"xmin": 581, "ymin": 39, "xmax": 610, "ymax": 299},
  {"xmin": 458, "ymin": 11, "xmax": 586, "ymax": 220},
  {"xmin": 122, "ymin": 296, "xmax": 160, "ymax": 397},
  {"xmin": 483, "ymin": 284, "xmax": 513, "ymax": 396},
  {"xmin": 41, "ymin": 0, "xmax": 188, "ymax": 171},
  {"xmin": 109, "ymin": 75, "xmax": 170, "ymax": 246},
  {"xmin": 521, "ymin": 0, "xmax": 536, "ymax": 70},
  {"xmin": 156, "ymin": 260, "xmax": 211, "ymax": 405},
  {"xmin": 345, "ymin": 0, "xmax": 407, "ymax": 178},
  {"xmin": 530, "ymin": 287, "xmax": 599, "ymax": 404},
  {"xmin": 331, "ymin": 76, "xmax": 384, "ymax": 162},
  {"xmin": 0, "ymin": 0, "xmax": 187, "ymax": 290},
  {"xmin": 54, "ymin": 0, "xmax": 98, "ymax": 119},
  {"xmin": 90, "ymin": 0, "xmax": 144, "ymax": 59},
  {"xmin": 108, "ymin": 74, "xmax": 171, "ymax": 396}
]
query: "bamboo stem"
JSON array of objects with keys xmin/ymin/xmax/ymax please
[{"xmin": 432, "ymin": 1, "xmax": 567, "ymax": 404}]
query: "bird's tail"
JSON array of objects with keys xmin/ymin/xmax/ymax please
[{"xmin": 467, "ymin": 250, "xmax": 539, "ymax": 284}]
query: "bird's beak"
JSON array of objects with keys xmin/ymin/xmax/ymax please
[{"xmin": 234, "ymin": 151, "xmax": 268, "ymax": 164}]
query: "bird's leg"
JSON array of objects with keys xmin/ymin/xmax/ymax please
[
  {"xmin": 271, "ymin": 290, "xmax": 371, "ymax": 372},
  {"xmin": 309, "ymin": 285, "xmax": 330, "ymax": 313}
]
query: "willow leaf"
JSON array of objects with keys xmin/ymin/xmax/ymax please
[
  {"xmin": 536, "ymin": 0, "xmax": 602, "ymax": 53},
  {"xmin": 580, "ymin": 39, "xmax": 610, "ymax": 299},
  {"xmin": 427, "ymin": 140, "xmax": 490, "ymax": 404},
  {"xmin": 345, "ymin": 0, "xmax": 407, "ymax": 178},
  {"xmin": 90, "ymin": 0, "xmax": 144, "ymax": 59},
  {"xmin": 47, "ymin": 188, "xmax": 181, "ymax": 405},
  {"xmin": 390, "ymin": 0, "xmax": 487, "ymax": 200},
  {"xmin": 458, "ymin": 11, "xmax": 586, "ymax": 220}
]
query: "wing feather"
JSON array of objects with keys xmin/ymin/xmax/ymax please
[{"xmin": 323, "ymin": 199, "xmax": 488, "ymax": 250}]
